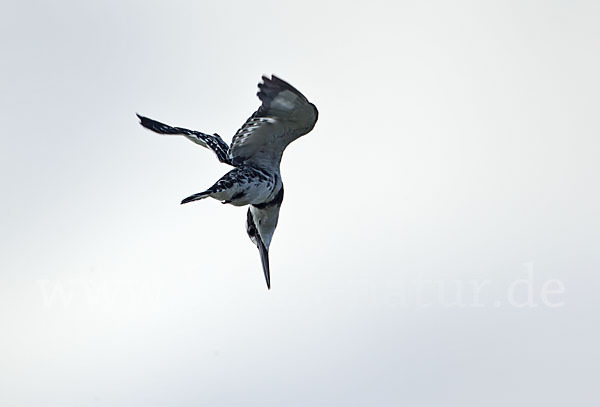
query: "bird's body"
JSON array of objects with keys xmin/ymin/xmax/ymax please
[
  {"xmin": 138, "ymin": 75, "xmax": 318, "ymax": 289},
  {"xmin": 181, "ymin": 165, "xmax": 281, "ymax": 207}
]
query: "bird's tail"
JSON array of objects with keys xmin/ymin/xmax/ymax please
[{"xmin": 181, "ymin": 190, "xmax": 212, "ymax": 205}]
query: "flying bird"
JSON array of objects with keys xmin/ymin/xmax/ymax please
[{"xmin": 137, "ymin": 75, "xmax": 318, "ymax": 289}]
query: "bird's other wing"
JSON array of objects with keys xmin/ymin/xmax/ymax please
[
  {"xmin": 228, "ymin": 75, "xmax": 318, "ymax": 168},
  {"xmin": 137, "ymin": 114, "xmax": 232, "ymax": 165}
]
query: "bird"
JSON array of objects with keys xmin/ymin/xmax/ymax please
[{"xmin": 137, "ymin": 75, "xmax": 318, "ymax": 289}]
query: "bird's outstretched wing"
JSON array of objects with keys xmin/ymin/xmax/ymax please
[
  {"xmin": 137, "ymin": 114, "xmax": 232, "ymax": 165},
  {"xmin": 228, "ymin": 75, "xmax": 318, "ymax": 167}
]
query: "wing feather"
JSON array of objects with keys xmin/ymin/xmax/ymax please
[
  {"xmin": 228, "ymin": 75, "xmax": 318, "ymax": 167},
  {"xmin": 137, "ymin": 114, "xmax": 232, "ymax": 165}
]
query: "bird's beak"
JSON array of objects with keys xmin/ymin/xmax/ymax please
[{"xmin": 257, "ymin": 237, "xmax": 270, "ymax": 290}]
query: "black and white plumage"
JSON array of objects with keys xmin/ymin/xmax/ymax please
[{"xmin": 137, "ymin": 75, "xmax": 318, "ymax": 289}]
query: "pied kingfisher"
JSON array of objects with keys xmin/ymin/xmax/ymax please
[{"xmin": 137, "ymin": 75, "xmax": 318, "ymax": 289}]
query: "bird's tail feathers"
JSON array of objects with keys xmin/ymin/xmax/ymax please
[{"xmin": 181, "ymin": 191, "xmax": 212, "ymax": 205}]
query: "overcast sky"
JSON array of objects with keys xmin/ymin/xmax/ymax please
[{"xmin": 1, "ymin": 0, "xmax": 599, "ymax": 406}]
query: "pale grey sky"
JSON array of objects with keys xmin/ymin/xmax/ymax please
[{"xmin": 1, "ymin": 0, "xmax": 599, "ymax": 406}]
